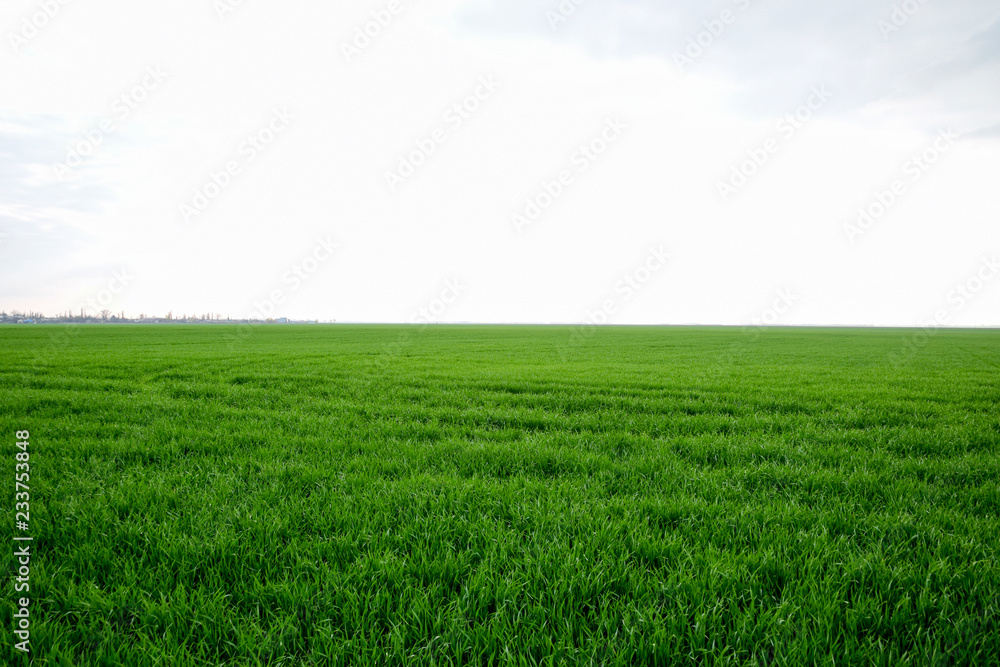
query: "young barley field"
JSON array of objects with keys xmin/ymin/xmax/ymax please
[{"xmin": 2, "ymin": 324, "xmax": 999, "ymax": 665}]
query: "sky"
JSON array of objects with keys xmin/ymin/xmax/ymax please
[{"xmin": 1, "ymin": 0, "xmax": 998, "ymax": 326}]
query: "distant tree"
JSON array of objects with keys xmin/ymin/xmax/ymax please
[{"xmin": 100, "ymin": 309, "xmax": 111, "ymax": 321}]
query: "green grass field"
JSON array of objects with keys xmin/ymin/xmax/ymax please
[{"xmin": 2, "ymin": 324, "xmax": 999, "ymax": 665}]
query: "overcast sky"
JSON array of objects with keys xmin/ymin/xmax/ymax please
[{"xmin": 1, "ymin": 0, "xmax": 998, "ymax": 326}]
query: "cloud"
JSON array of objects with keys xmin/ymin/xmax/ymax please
[
  {"xmin": 0, "ymin": 111, "xmax": 118, "ymax": 281},
  {"xmin": 451, "ymin": 0, "xmax": 1000, "ymax": 129},
  {"xmin": 961, "ymin": 123, "xmax": 1000, "ymax": 140},
  {"xmin": 0, "ymin": 111, "xmax": 117, "ymax": 210}
]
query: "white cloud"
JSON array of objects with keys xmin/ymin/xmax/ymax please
[{"xmin": 0, "ymin": 0, "xmax": 997, "ymax": 325}]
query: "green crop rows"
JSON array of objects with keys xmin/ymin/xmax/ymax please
[{"xmin": 2, "ymin": 324, "xmax": 998, "ymax": 665}]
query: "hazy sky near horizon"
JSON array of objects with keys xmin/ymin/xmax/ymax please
[{"xmin": 1, "ymin": 0, "xmax": 998, "ymax": 325}]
